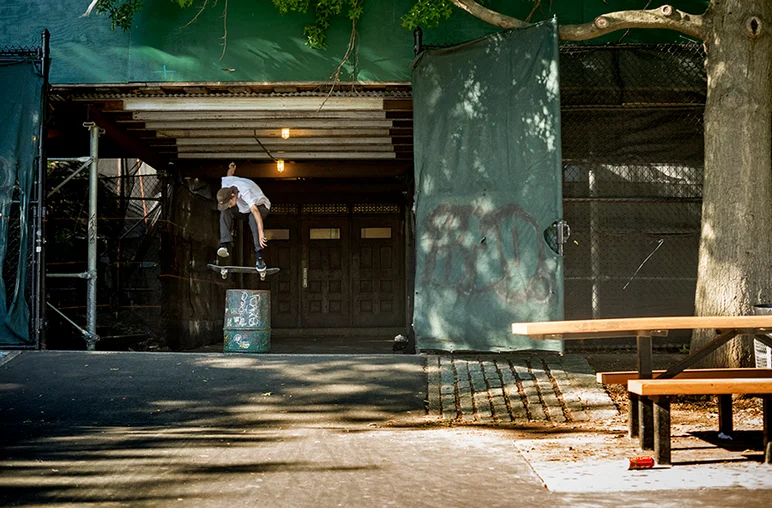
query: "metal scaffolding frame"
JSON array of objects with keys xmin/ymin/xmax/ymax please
[{"xmin": 46, "ymin": 124, "xmax": 102, "ymax": 350}]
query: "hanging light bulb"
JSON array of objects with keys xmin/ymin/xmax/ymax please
[
  {"xmin": 276, "ymin": 159, "xmax": 285, "ymax": 172},
  {"xmin": 281, "ymin": 128, "xmax": 291, "ymax": 139}
]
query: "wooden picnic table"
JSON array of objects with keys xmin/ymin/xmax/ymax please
[{"xmin": 511, "ymin": 315, "xmax": 772, "ymax": 449}]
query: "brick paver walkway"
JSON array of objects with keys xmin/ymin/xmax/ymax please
[{"xmin": 425, "ymin": 354, "xmax": 617, "ymax": 424}]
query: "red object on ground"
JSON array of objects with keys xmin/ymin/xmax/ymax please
[{"xmin": 628, "ymin": 456, "xmax": 655, "ymax": 469}]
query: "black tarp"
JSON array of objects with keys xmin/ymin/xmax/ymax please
[{"xmin": 0, "ymin": 55, "xmax": 43, "ymax": 344}]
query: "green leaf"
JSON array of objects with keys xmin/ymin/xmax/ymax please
[{"xmin": 402, "ymin": 0, "xmax": 453, "ymax": 31}]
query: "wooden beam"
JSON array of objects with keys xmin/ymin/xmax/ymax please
[
  {"xmin": 173, "ymin": 137, "xmax": 393, "ymax": 146},
  {"xmin": 143, "ymin": 119, "xmax": 393, "ymax": 129},
  {"xmin": 153, "ymin": 128, "xmax": 393, "ymax": 138},
  {"xmin": 87, "ymin": 107, "xmax": 170, "ymax": 170},
  {"xmin": 131, "ymin": 110, "xmax": 388, "ymax": 121},
  {"xmin": 258, "ymin": 179, "xmax": 408, "ymax": 203},
  {"xmin": 177, "ymin": 152, "xmax": 397, "ymax": 160},
  {"xmin": 176, "ymin": 145, "xmax": 395, "ymax": 153},
  {"xmin": 384, "ymin": 99, "xmax": 413, "ymax": 111},
  {"xmin": 177, "ymin": 160, "xmax": 410, "ymax": 179},
  {"xmin": 123, "ymin": 97, "xmax": 386, "ymax": 111}
]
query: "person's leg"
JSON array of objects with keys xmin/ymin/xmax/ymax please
[
  {"xmin": 218, "ymin": 207, "xmax": 237, "ymax": 256},
  {"xmin": 248, "ymin": 205, "xmax": 270, "ymax": 269}
]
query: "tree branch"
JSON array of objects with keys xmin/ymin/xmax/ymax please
[
  {"xmin": 447, "ymin": 1, "xmax": 705, "ymax": 41},
  {"xmin": 81, "ymin": 0, "xmax": 99, "ymax": 17},
  {"xmin": 560, "ymin": 5, "xmax": 705, "ymax": 41},
  {"xmin": 448, "ymin": 0, "xmax": 530, "ymax": 30}
]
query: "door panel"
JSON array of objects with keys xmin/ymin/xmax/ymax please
[
  {"xmin": 352, "ymin": 216, "xmax": 404, "ymax": 327},
  {"xmin": 301, "ymin": 218, "xmax": 349, "ymax": 327},
  {"xmin": 259, "ymin": 217, "xmax": 299, "ymax": 328}
]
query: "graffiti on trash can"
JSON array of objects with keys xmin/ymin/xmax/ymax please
[
  {"xmin": 232, "ymin": 333, "xmax": 250, "ymax": 349},
  {"xmin": 228, "ymin": 292, "xmax": 261, "ymax": 327}
]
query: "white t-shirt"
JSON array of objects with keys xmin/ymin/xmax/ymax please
[{"xmin": 221, "ymin": 176, "xmax": 271, "ymax": 214}]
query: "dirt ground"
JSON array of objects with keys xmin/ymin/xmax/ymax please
[
  {"xmin": 584, "ymin": 352, "xmax": 765, "ymax": 428},
  {"xmin": 511, "ymin": 352, "xmax": 768, "ymax": 467}
]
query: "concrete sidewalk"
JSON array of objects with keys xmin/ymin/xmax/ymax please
[{"xmin": 1, "ymin": 351, "xmax": 771, "ymax": 507}]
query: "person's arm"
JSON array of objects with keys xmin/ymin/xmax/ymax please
[
  {"xmin": 250, "ymin": 204, "xmax": 267, "ymax": 248},
  {"xmin": 227, "ymin": 162, "xmax": 237, "ymax": 177}
]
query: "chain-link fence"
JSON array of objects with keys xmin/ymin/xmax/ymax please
[
  {"xmin": 560, "ymin": 44, "xmax": 705, "ymax": 348},
  {"xmin": 45, "ymin": 159, "xmax": 170, "ymax": 350}
]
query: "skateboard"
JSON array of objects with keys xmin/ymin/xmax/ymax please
[{"xmin": 208, "ymin": 264, "xmax": 280, "ymax": 281}]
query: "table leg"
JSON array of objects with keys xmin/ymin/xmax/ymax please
[
  {"xmin": 764, "ymin": 396, "xmax": 771, "ymax": 465},
  {"xmin": 637, "ymin": 335, "xmax": 653, "ymax": 379},
  {"xmin": 637, "ymin": 336, "xmax": 654, "ymax": 450},
  {"xmin": 639, "ymin": 396, "xmax": 654, "ymax": 450},
  {"xmin": 653, "ymin": 395, "xmax": 671, "ymax": 466},
  {"xmin": 628, "ymin": 393, "xmax": 639, "ymax": 438},
  {"xmin": 718, "ymin": 394, "xmax": 733, "ymax": 435}
]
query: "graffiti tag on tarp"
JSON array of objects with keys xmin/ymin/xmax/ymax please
[{"xmin": 420, "ymin": 203, "xmax": 554, "ymax": 304}]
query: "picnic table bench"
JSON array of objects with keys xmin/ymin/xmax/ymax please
[
  {"xmin": 627, "ymin": 378, "xmax": 772, "ymax": 465},
  {"xmin": 511, "ymin": 316, "xmax": 772, "ymax": 460}
]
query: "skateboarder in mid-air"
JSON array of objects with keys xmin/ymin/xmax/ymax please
[{"xmin": 216, "ymin": 162, "xmax": 271, "ymax": 272}]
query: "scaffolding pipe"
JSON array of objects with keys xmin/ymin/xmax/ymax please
[
  {"xmin": 48, "ymin": 157, "xmax": 92, "ymax": 197},
  {"xmin": 85, "ymin": 122, "xmax": 100, "ymax": 350},
  {"xmin": 52, "ymin": 157, "xmax": 91, "ymax": 162},
  {"xmin": 46, "ymin": 302, "xmax": 89, "ymax": 338},
  {"xmin": 34, "ymin": 29, "xmax": 50, "ymax": 349},
  {"xmin": 47, "ymin": 272, "xmax": 91, "ymax": 279}
]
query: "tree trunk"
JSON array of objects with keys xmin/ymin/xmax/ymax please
[{"xmin": 692, "ymin": 0, "xmax": 772, "ymax": 367}]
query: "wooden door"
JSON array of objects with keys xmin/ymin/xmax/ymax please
[
  {"xmin": 301, "ymin": 218, "xmax": 350, "ymax": 327},
  {"xmin": 259, "ymin": 216, "xmax": 300, "ymax": 328},
  {"xmin": 352, "ymin": 216, "xmax": 404, "ymax": 327}
]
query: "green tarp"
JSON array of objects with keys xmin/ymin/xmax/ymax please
[
  {"xmin": 0, "ymin": 55, "xmax": 43, "ymax": 345},
  {"xmin": 412, "ymin": 19, "xmax": 564, "ymax": 352}
]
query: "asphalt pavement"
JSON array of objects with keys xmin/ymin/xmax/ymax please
[{"xmin": 1, "ymin": 351, "xmax": 771, "ymax": 507}]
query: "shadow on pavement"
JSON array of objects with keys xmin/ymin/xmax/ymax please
[{"xmin": 0, "ymin": 351, "xmax": 427, "ymax": 506}]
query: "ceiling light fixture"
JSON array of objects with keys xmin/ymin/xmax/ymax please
[
  {"xmin": 277, "ymin": 159, "xmax": 285, "ymax": 173},
  {"xmin": 281, "ymin": 128, "xmax": 291, "ymax": 139}
]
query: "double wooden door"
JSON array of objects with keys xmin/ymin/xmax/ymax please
[{"xmin": 259, "ymin": 212, "xmax": 403, "ymax": 329}]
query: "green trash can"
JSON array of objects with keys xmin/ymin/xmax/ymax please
[
  {"xmin": 752, "ymin": 304, "xmax": 772, "ymax": 368},
  {"xmin": 223, "ymin": 289, "xmax": 271, "ymax": 353}
]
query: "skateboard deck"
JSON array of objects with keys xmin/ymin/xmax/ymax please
[{"xmin": 208, "ymin": 264, "xmax": 280, "ymax": 281}]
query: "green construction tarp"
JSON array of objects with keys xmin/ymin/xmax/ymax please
[
  {"xmin": 0, "ymin": 55, "xmax": 43, "ymax": 345},
  {"xmin": 412, "ymin": 19, "xmax": 564, "ymax": 352}
]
